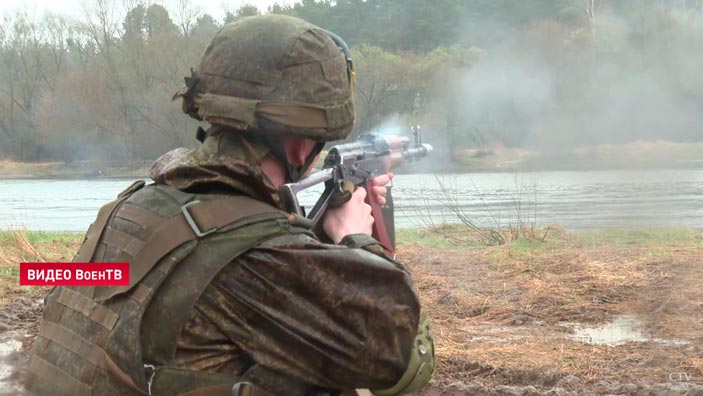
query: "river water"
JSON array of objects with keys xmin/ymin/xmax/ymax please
[{"xmin": 1, "ymin": 169, "xmax": 702, "ymax": 232}]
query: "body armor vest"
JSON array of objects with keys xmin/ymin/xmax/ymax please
[{"xmin": 25, "ymin": 181, "xmax": 314, "ymax": 396}]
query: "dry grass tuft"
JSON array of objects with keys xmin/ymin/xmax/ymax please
[
  {"xmin": 0, "ymin": 229, "xmax": 82, "ymax": 300},
  {"xmin": 0, "ymin": 229, "xmax": 47, "ymax": 265}
]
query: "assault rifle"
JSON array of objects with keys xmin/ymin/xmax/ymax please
[{"xmin": 279, "ymin": 128, "xmax": 433, "ymax": 254}]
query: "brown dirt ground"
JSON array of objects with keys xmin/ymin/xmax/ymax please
[
  {"xmin": 1, "ymin": 228, "xmax": 702, "ymax": 395},
  {"xmin": 398, "ymin": 230, "xmax": 703, "ymax": 395}
]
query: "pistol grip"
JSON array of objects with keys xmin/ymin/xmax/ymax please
[{"xmin": 365, "ymin": 179, "xmax": 394, "ymax": 256}]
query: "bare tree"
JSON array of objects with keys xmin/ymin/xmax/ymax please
[
  {"xmin": 172, "ymin": 0, "xmax": 203, "ymax": 36},
  {"xmin": 0, "ymin": 12, "xmax": 58, "ymax": 159},
  {"xmin": 34, "ymin": 14, "xmax": 72, "ymax": 95},
  {"xmin": 79, "ymin": 0, "xmax": 145, "ymax": 160},
  {"xmin": 81, "ymin": 0, "xmax": 121, "ymax": 53}
]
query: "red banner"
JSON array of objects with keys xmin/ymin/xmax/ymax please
[{"xmin": 19, "ymin": 262, "xmax": 130, "ymax": 286}]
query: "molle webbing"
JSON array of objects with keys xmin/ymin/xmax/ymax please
[
  {"xmin": 26, "ymin": 183, "xmax": 296, "ymax": 396},
  {"xmin": 73, "ymin": 180, "xmax": 147, "ymax": 263},
  {"xmin": 55, "ymin": 287, "xmax": 119, "ymax": 329},
  {"xmin": 28, "ymin": 288, "xmax": 151, "ymax": 396}
]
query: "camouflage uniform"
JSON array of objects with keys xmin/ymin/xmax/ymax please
[
  {"xmin": 148, "ymin": 132, "xmax": 422, "ymax": 391},
  {"xmin": 25, "ymin": 15, "xmax": 432, "ymax": 396}
]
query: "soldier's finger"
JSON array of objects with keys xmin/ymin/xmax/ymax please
[
  {"xmin": 372, "ymin": 185, "xmax": 386, "ymax": 196},
  {"xmin": 353, "ymin": 186, "xmax": 367, "ymax": 202},
  {"xmin": 371, "ymin": 187, "xmax": 386, "ymax": 205},
  {"xmin": 372, "ymin": 173, "xmax": 392, "ymax": 187}
]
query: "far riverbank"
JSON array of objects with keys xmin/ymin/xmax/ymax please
[
  {"xmin": 3, "ymin": 139, "xmax": 703, "ymax": 178},
  {"xmin": 0, "ymin": 160, "xmax": 151, "ymax": 179}
]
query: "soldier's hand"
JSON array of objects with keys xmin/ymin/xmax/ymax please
[
  {"xmin": 323, "ymin": 187, "xmax": 374, "ymax": 244},
  {"xmin": 369, "ymin": 172, "xmax": 393, "ymax": 205}
]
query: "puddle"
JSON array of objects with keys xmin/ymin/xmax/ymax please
[
  {"xmin": 0, "ymin": 338, "xmax": 22, "ymax": 391},
  {"xmin": 570, "ymin": 315, "xmax": 647, "ymax": 345},
  {"xmin": 569, "ymin": 315, "xmax": 690, "ymax": 346}
]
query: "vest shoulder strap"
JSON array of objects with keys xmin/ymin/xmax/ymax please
[
  {"xmin": 73, "ymin": 180, "xmax": 146, "ymax": 263},
  {"xmin": 93, "ymin": 186, "xmax": 291, "ymax": 302},
  {"xmin": 142, "ymin": 211, "xmax": 314, "ymax": 365}
]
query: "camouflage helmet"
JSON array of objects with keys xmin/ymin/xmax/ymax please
[{"xmin": 176, "ymin": 14, "xmax": 355, "ymax": 142}]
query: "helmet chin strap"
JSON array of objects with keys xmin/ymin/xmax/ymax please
[
  {"xmin": 262, "ymin": 133, "xmax": 325, "ymax": 182},
  {"xmin": 289, "ymin": 141, "xmax": 325, "ymax": 181}
]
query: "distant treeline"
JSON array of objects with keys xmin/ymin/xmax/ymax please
[{"xmin": 1, "ymin": 0, "xmax": 703, "ymax": 163}]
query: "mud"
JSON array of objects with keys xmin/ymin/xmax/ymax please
[
  {"xmin": 418, "ymin": 357, "xmax": 703, "ymax": 395},
  {"xmin": 568, "ymin": 315, "xmax": 692, "ymax": 347},
  {"xmin": 423, "ymin": 381, "xmax": 703, "ymax": 396},
  {"xmin": 569, "ymin": 315, "xmax": 648, "ymax": 345},
  {"xmin": 0, "ymin": 294, "xmax": 42, "ymax": 395},
  {"xmin": 0, "ymin": 334, "xmax": 26, "ymax": 396},
  {"xmin": 0, "ymin": 339, "xmax": 21, "ymax": 385}
]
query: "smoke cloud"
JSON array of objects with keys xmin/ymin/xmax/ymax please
[{"xmin": 450, "ymin": 7, "xmax": 703, "ymax": 153}]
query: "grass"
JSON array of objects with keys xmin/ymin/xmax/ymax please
[
  {"xmin": 399, "ymin": 222, "xmax": 703, "ymax": 250},
  {"xmin": 0, "ymin": 229, "xmax": 82, "ymax": 300},
  {"xmin": 1, "ymin": 225, "xmax": 698, "ymax": 291},
  {"xmin": 403, "ymin": 224, "xmax": 703, "ymax": 282},
  {"xmin": 575, "ymin": 227, "xmax": 703, "ymax": 247},
  {"xmin": 398, "ymin": 223, "xmax": 561, "ymax": 248},
  {"xmin": 397, "ymin": 225, "xmax": 465, "ymax": 248},
  {"xmin": 21, "ymin": 231, "xmax": 83, "ymax": 245}
]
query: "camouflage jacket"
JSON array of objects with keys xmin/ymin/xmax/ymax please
[{"xmin": 147, "ymin": 131, "xmax": 421, "ymax": 392}]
